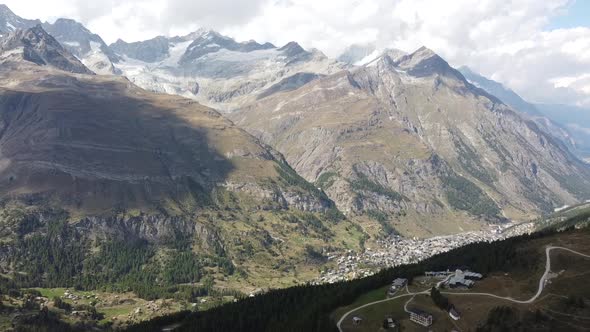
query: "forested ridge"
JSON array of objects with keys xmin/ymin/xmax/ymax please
[{"xmin": 4, "ymin": 213, "xmax": 239, "ymax": 302}]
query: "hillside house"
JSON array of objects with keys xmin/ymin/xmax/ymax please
[
  {"xmin": 388, "ymin": 278, "xmax": 408, "ymax": 296},
  {"xmin": 409, "ymin": 309, "xmax": 433, "ymax": 327},
  {"xmin": 386, "ymin": 317, "xmax": 396, "ymax": 328}
]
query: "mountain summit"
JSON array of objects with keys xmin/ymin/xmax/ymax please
[
  {"xmin": 394, "ymin": 46, "xmax": 463, "ymax": 79},
  {"xmin": 42, "ymin": 18, "xmax": 120, "ymax": 74},
  {"xmin": 0, "ymin": 4, "xmax": 40, "ymax": 36},
  {"xmin": 0, "ymin": 25, "xmax": 93, "ymax": 74}
]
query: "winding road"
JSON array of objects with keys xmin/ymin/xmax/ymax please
[{"xmin": 336, "ymin": 246, "xmax": 590, "ymax": 332}]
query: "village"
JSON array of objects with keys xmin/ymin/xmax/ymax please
[{"xmin": 316, "ymin": 221, "xmax": 534, "ymax": 284}]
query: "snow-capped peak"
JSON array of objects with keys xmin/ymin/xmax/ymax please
[
  {"xmin": 357, "ymin": 48, "xmax": 407, "ymax": 67},
  {"xmin": 0, "ymin": 25, "xmax": 93, "ymax": 74},
  {"xmin": 392, "ymin": 46, "xmax": 460, "ymax": 78}
]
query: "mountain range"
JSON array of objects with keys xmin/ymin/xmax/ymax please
[
  {"xmin": 0, "ymin": 19, "xmax": 364, "ymax": 298},
  {"xmin": 0, "ymin": 3, "xmax": 589, "ymax": 312},
  {"xmin": 109, "ymin": 30, "xmax": 344, "ymax": 112},
  {"xmin": 535, "ymin": 103, "xmax": 590, "ymax": 160},
  {"xmin": 231, "ymin": 47, "xmax": 590, "ymax": 234}
]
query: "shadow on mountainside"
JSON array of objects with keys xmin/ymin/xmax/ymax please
[{"xmin": 0, "ymin": 75, "xmax": 235, "ymax": 216}]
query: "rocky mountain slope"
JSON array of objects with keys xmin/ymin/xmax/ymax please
[
  {"xmin": 231, "ymin": 47, "xmax": 590, "ymax": 235},
  {"xmin": 536, "ymin": 103, "xmax": 590, "ymax": 160},
  {"xmin": 42, "ymin": 18, "xmax": 120, "ymax": 75},
  {"xmin": 0, "ymin": 24, "xmax": 93, "ymax": 74},
  {"xmin": 110, "ymin": 29, "xmax": 345, "ymax": 111},
  {"xmin": 458, "ymin": 66, "xmax": 579, "ymax": 157},
  {"xmin": 0, "ymin": 4, "xmax": 40, "ymax": 36},
  {"xmin": 3, "ymin": 3, "xmax": 588, "ymax": 238},
  {"xmin": 0, "ymin": 6, "xmax": 118, "ymax": 74},
  {"xmin": 0, "ymin": 26, "xmax": 362, "ymax": 292},
  {"xmin": 458, "ymin": 66, "xmax": 542, "ymax": 116}
]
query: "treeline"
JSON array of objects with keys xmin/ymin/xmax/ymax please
[{"xmin": 126, "ymin": 226, "xmax": 574, "ymax": 332}]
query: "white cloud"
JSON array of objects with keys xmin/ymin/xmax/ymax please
[
  {"xmin": 221, "ymin": 0, "xmax": 590, "ymax": 107},
  {"xmin": 2, "ymin": 0, "xmax": 590, "ymax": 107}
]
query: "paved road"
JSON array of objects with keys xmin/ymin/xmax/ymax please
[{"xmin": 336, "ymin": 246, "xmax": 590, "ymax": 332}]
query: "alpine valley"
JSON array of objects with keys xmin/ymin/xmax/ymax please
[{"xmin": 0, "ymin": 4, "xmax": 588, "ymax": 331}]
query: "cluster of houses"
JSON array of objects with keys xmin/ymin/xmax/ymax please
[
  {"xmin": 351, "ymin": 271, "xmax": 483, "ymax": 329},
  {"xmin": 316, "ymin": 222, "xmax": 533, "ymax": 285}
]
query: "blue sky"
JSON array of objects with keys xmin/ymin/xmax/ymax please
[{"xmin": 547, "ymin": 0, "xmax": 590, "ymax": 30}]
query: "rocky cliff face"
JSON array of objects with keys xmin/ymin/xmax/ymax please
[
  {"xmin": 458, "ymin": 66, "xmax": 579, "ymax": 157},
  {"xmin": 0, "ymin": 4, "xmax": 40, "ymax": 36},
  {"xmin": 231, "ymin": 47, "xmax": 590, "ymax": 233},
  {"xmin": 0, "ymin": 6, "xmax": 118, "ymax": 75},
  {"xmin": 110, "ymin": 36, "xmax": 171, "ymax": 63},
  {"xmin": 0, "ymin": 25, "xmax": 93, "ymax": 74},
  {"xmin": 42, "ymin": 19, "xmax": 120, "ymax": 75}
]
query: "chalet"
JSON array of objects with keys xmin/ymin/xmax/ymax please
[
  {"xmin": 387, "ymin": 287, "xmax": 397, "ymax": 297},
  {"xmin": 392, "ymin": 278, "xmax": 408, "ymax": 289},
  {"xmin": 388, "ymin": 278, "xmax": 408, "ymax": 296},
  {"xmin": 409, "ymin": 309, "xmax": 433, "ymax": 327},
  {"xmin": 386, "ymin": 317, "xmax": 396, "ymax": 328}
]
